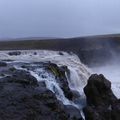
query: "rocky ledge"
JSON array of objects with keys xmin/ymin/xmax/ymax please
[
  {"xmin": 0, "ymin": 61, "xmax": 83, "ymax": 120},
  {"xmin": 0, "ymin": 60, "xmax": 119, "ymax": 120},
  {"xmin": 83, "ymin": 74, "xmax": 120, "ymax": 120}
]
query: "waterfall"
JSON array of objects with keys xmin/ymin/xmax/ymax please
[
  {"xmin": 0, "ymin": 50, "xmax": 92, "ymax": 119},
  {"xmin": 67, "ymin": 66, "xmax": 90, "ymax": 93},
  {"xmin": 30, "ymin": 66, "xmax": 88, "ymax": 119},
  {"xmin": 30, "ymin": 68, "xmax": 75, "ymax": 106},
  {"xmin": 2, "ymin": 49, "xmax": 120, "ymax": 120}
]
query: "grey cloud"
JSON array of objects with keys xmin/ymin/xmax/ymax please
[{"xmin": 0, "ymin": 0, "xmax": 120, "ymax": 38}]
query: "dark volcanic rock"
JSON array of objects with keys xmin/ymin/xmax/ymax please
[
  {"xmin": 8, "ymin": 51, "xmax": 21, "ymax": 56},
  {"xmin": 0, "ymin": 61, "xmax": 7, "ymax": 67},
  {"xmin": 58, "ymin": 52, "xmax": 64, "ymax": 55},
  {"xmin": 64, "ymin": 105, "xmax": 83, "ymax": 120},
  {"xmin": 111, "ymin": 99, "xmax": 120, "ymax": 120},
  {"xmin": 84, "ymin": 74, "xmax": 117, "ymax": 107},
  {"xmin": 0, "ymin": 68, "xmax": 82, "ymax": 120},
  {"xmin": 34, "ymin": 52, "xmax": 37, "ymax": 55},
  {"xmin": 83, "ymin": 106, "xmax": 112, "ymax": 120},
  {"xmin": 83, "ymin": 74, "xmax": 120, "ymax": 120},
  {"xmin": 46, "ymin": 63, "xmax": 74, "ymax": 100},
  {"xmin": 2, "ymin": 70, "xmax": 39, "ymax": 87},
  {"xmin": 46, "ymin": 63, "xmax": 82, "ymax": 102}
]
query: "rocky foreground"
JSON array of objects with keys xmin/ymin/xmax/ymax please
[
  {"xmin": 0, "ymin": 61, "xmax": 83, "ymax": 120},
  {"xmin": 0, "ymin": 53, "xmax": 119, "ymax": 120}
]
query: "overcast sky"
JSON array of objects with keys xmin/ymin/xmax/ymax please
[{"xmin": 0, "ymin": 0, "xmax": 120, "ymax": 38}]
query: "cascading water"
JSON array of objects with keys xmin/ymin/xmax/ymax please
[
  {"xmin": 0, "ymin": 50, "xmax": 91, "ymax": 119},
  {"xmin": 1, "ymin": 49, "xmax": 120, "ymax": 120},
  {"xmin": 67, "ymin": 66, "xmax": 90, "ymax": 93},
  {"xmin": 30, "ymin": 68, "xmax": 74, "ymax": 106}
]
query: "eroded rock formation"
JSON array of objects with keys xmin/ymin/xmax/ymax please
[{"xmin": 84, "ymin": 74, "xmax": 120, "ymax": 120}]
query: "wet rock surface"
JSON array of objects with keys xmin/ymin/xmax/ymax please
[
  {"xmin": 8, "ymin": 51, "xmax": 21, "ymax": 56},
  {"xmin": 0, "ymin": 61, "xmax": 7, "ymax": 67},
  {"xmin": 0, "ymin": 61, "xmax": 83, "ymax": 120},
  {"xmin": 46, "ymin": 63, "xmax": 74, "ymax": 100},
  {"xmin": 84, "ymin": 74, "xmax": 117, "ymax": 107},
  {"xmin": 84, "ymin": 74, "xmax": 120, "ymax": 120}
]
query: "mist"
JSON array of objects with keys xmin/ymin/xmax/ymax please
[
  {"xmin": 0, "ymin": 0, "xmax": 120, "ymax": 39},
  {"xmin": 91, "ymin": 51, "xmax": 120, "ymax": 98}
]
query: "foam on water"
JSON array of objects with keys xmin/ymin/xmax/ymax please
[
  {"xmin": 0, "ymin": 50, "xmax": 91, "ymax": 86},
  {"xmin": 4, "ymin": 50, "xmax": 120, "ymax": 119},
  {"xmin": 1, "ymin": 50, "xmax": 119, "ymax": 120},
  {"xmin": 30, "ymin": 67, "xmax": 86, "ymax": 118},
  {"xmin": 30, "ymin": 68, "xmax": 75, "ymax": 106},
  {"xmin": 2, "ymin": 50, "xmax": 90, "ymax": 111},
  {"xmin": 1, "ymin": 50, "xmax": 119, "ymax": 102}
]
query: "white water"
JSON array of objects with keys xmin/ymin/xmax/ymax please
[
  {"xmin": 0, "ymin": 50, "xmax": 91, "ymax": 111},
  {"xmin": 30, "ymin": 68, "xmax": 74, "ymax": 106},
  {"xmin": 1, "ymin": 50, "xmax": 119, "ymax": 105},
  {"xmin": 1, "ymin": 49, "xmax": 120, "ymax": 119},
  {"xmin": 0, "ymin": 50, "xmax": 91, "ymax": 86},
  {"xmin": 92, "ymin": 63, "xmax": 120, "ymax": 98},
  {"xmin": 29, "ymin": 67, "xmax": 86, "ymax": 119}
]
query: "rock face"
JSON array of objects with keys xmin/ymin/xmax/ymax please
[
  {"xmin": 84, "ymin": 74, "xmax": 117, "ymax": 107},
  {"xmin": 83, "ymin": 74, "xmax": 120, "ymax": 120},
  {"xmin": 47, "ymin": 63, "xmax": 75, "ymax": 100},
  {"xmin": 0, "ymin": 61, "xmax": 83, "ymax": 120}
]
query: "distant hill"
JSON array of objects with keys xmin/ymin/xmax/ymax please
[
  {"xmin": 0, "ymin": 37, "xmax": 62, "ymax": 41},
  {"xmin": 0, "ymin": 33, "xmax": 120, "ymax": 66},
  {"xmin": 1, "ymin": 33, "xmax": 120, "ymax": 41}
]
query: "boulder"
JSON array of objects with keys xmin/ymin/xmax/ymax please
[
  {"xmin": 83, "ymin": 74, "xmax": 120, "ymax": 120},
  {"xmin": 1, "ymin": 70, "xmax": 39, "ymax": 87},
  {"xmin": 84, "ymin": 74, "xmax": 117, "ymax": 107},
  {"xmin": 34, "ymin": 52, "xmax": 37, "ymax": 55},
  {"xmin": 58, "ymin": 52, "xmax": 64, "ymax": 55},
  {"xmin": 0, "ymin": 61, "xmax": 7, "ymax": 67},
  {"xmin": 8, "ymin": 51, "xmax": 21, "ymax": 56}
]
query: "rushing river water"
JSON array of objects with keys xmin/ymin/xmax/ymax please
[
  {"xmin": 0, "ymin": 50, "xmax": 119, "ymax": 119},
  {"xmin": 0, "ymin": 50, "xmax": 91, "ymax": 111}
]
